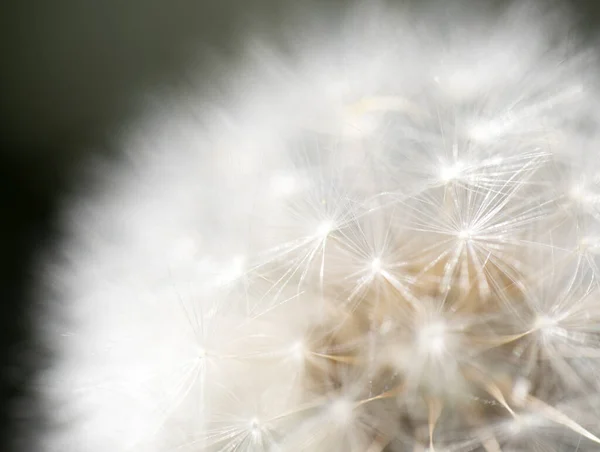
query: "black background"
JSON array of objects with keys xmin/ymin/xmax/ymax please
[{"xmin": 1, "ymin": 1, "xmax": 599, "ymax": 450}]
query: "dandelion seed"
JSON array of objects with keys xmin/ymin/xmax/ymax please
[
  {"xmin": 370, "ymin": 258, "xmax": 382, "ymax": 275},
  {"xmin": 418, "ymin": 321, "xmax": 448, "ymax": 356},
  {"xmin": 329, "ymin": 397, "xmax": 355, "ymax": 426},
  {"xmin": 439, "ymin": 162, "xmax": 465, "ymax": 183},
  {"xmin": 512, "ymin": 377, "xmax": 532, "ymax": 407},
  {"xmin": 289, "ymin": 340, "xmax": 306, "ymax": 363},
  {"xmin": 458, "ymin": 229, "xmax": 475, "ymax": 241},
  {"xmin": 315, "ymin": 221, "xmax": 334, "ymax": 238}
]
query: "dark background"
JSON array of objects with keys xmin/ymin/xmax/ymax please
[{"xmin": 1, "ymin": 0, "xmax": 599, "ymax": 450}]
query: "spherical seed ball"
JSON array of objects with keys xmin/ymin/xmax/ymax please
[{"xmin": 36, "ymin": 1, "xmax": 600, "ymax": 451}]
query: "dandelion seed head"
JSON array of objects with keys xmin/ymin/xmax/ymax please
[{"xmin": 37, "ymin": 2, "xmax": 600, "ymax": 452}]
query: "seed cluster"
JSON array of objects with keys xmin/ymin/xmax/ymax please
[
  {"xmin": 220, "ymin": 109, "xmax": 600, "ymax": 450},
  {"xmin": 40, "ymin": 3, "xmax": 600, "ymax": 452}
]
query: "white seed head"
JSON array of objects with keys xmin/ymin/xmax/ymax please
[{"xmin": 35, "ymin": 2, "xmax": 600, "ymax": 452}]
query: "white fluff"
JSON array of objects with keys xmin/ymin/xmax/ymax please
[{"xmin": 37, "ymin": 1, "xmax": 600, "ymax": 451}]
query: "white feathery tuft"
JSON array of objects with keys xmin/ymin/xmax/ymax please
[{"xmin": 35, "ymin": 1, "xmax": 600, "ymax": 451}]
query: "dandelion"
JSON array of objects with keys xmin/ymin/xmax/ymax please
[{"xmin": 36, "ymin": 1, "xmax": 600, "ymax": 452}]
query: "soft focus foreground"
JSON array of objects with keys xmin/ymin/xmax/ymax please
[{"xmin": 39, "ymin": 2, "xmax": 600, "ymax": 451}]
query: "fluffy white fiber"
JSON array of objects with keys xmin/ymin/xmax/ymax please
[{"xmin": 37, "ymin": 1, "xmax": 600, "ymax": 451}]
